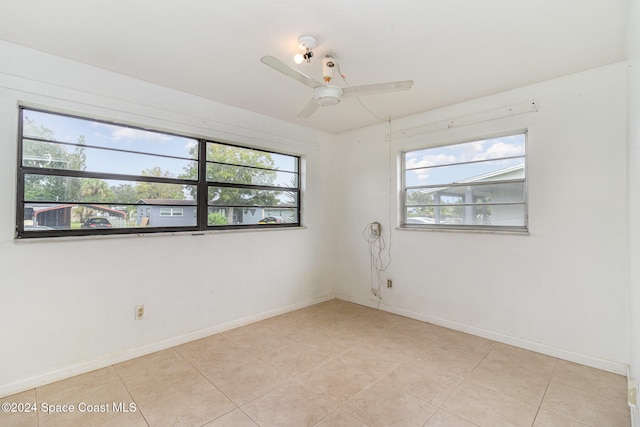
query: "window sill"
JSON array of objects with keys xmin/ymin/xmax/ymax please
[
  {"xmin": 397, "ymin": 226, "xmax": 529, "ymax": 236},
  {"xmin": 14, "ymin": 225, "xmax": 307, "ymax": 243}
]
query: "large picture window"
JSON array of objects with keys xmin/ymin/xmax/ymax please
[
  {"xmin": 16, "ymin": 108, "xmax": 300, "ymax": 238},
  {"xmin": 401, "ymin": 132, "xmax": 527, "ymax": 232}
]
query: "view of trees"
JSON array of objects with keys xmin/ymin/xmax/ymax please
[
  {"xmin": 23, "ymin": 117, "xmax": 87, "ymax": 203},
  {"xmin": 22, "ymin": 115, "xmax": 291, "ymax": 227},
  {"xmin": 137, "ymin": 167, "xmax": 186, "ymax": 200},
  {"xmin": 407, "ymin": 189, "xmax": 492, "ymax": 223},
  {"xmin": 406, "ymin": 190, "xmax": 436, "ymax": 218},
  {"xmin": 181, "ymin": 142, "xmax": 279, "ymax": 224},
  {"xmin": 22, "ymin": 117, "xmax": 192, "ymax": 224}
]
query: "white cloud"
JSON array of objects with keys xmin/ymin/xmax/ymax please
[
  {"xmin": 111, "ymin": 127, "xmax": 171, "ymax": 142},
  {"xmin": 416, "ymin": 171, "xmax": 430, "ymax": 182},
  {"xmin": 406, "ymin": 153, "xmax": 456, "ymax": 169},
  {"xmin": 462, "ymin": 140, "xmax": 486, "ymax": 161},
  {"xmin": 481, "ymin": 141, "xmax": 525, "ymax": 159}
]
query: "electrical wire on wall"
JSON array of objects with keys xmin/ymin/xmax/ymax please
[
  {"xmin": 339, "ymin": 61, "xmax": 395, "ymax": 308},
  {"xmin": 362, "ymin": 222, "xmax": 390, "ymax": 308},
  {"xmin": 336, "ymin": 62, "xmax": 388, "ymax": 123}
]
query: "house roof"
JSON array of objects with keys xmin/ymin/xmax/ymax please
[
  {"xmin": 457, "ymin": 164, "xmax": 525, "ymax": 184},
  {"xmin": 29, "ymin": 204, "xmax": 126, "ymax": 218},
  {"xmin": 413, "ymin": 164, "xmax": 525, "ymax": 197}
]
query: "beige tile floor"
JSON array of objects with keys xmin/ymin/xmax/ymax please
[{"xmin": 0, "ymin": 299, "xmax": 631, "ymax": 427}]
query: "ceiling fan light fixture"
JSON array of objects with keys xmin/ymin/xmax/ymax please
[
  {"xmin": 313, "ymin": 86, "xmax": 343, "ymax": 106},
  {"xmin": 294, "ymin": 35, "xmax": 317, "ymax": 64}
]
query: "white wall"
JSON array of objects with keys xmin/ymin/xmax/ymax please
[
  {"xmin": 0, "ymin": 41, "xmax": 338, "ymax": 396},
  {"xmin": 335, "ymin": 63, "xmax": 629, "ymax": 373},
  {"xmin": 627, "ymin": 0, "xmax": 640, "ymax": 424},
  {"xmin": 0, "ymin": 37, "xmax": 632, "ymax": 400}
]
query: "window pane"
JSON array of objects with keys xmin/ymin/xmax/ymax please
[
  {"xmin": 402, "ymin": 132, "xmax": 527, "ymax": 231},
  {"xmin": 208, "ymin": 187, "xmax": 297, "ymax": 207},
  {"xmin": 206, "ymin": 142, "xmax": 276, "ymax": 168},
  {"xmin": 270, "ymin": 153, "xmax": 298, "ymax": 173},
  {"xmin": 18, "ymin": 108, "xmax": 300, "ymax": 237},
  {"xmin": 23, "ymin": 110, "xmax": 197, "ymax": 158},
  {"xmin": 23, "ymin": 138, "xmax": 197, "ymax": 179},
  {"xmin": 406, "ymin": 182, "xmax": 525, "ymax": 206},
  {"xmin": 405, "ymin": 157, "xmax": 525, "ymax": 186},
  {"xmin": 207, "ymin": 163, "xmax": 296, "ymax": 187},
  {"xmin": 22, "ymin": 202, "xmax": 194, "ymax": 230},
  {"xmin": 207, "ymin": 206, "xmax": 298, "ymax": 226},
  {"xmin": 23, "ymin": 174, "xmax": 196, "ymax": 205},
  {"xmin": 136, "ymin": 203, "xmax": 196, "ymax": 227},
  {"xmin": 405, "ymin": 133, "xmax": 525, "ymax": 168},
  {"xmin": 405, "ymin": 203, "xmax": 525, "ymax": 226}
]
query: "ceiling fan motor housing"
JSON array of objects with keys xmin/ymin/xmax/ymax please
[{"xmin": 313, "ymin": 85, "xmax": 343, "ymax": 106}]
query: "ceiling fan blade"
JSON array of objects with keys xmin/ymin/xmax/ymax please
[
  {"xmin": 298, "ymin": 98, "xmax": 320, "ymax": 118},
  {"xmin": 261, "ymin": 56, "xmax": 324, "ymax": 89},
  {"xmin": 342, "ymin": 80, "xmax": 414, "ymax": 97}
]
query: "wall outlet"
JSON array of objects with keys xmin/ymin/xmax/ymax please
[
  {"xmin": 371, "ymin": 222, "xmax": 380, "ymax": 236},
  {"xmin": 135, "ymin": 305, "xmax": 145, "ymax": 320},
  {"xmin": 387, "ymin": 279, "xmax": 393, "ymax": 288}
]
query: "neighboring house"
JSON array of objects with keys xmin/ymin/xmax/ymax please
[
  {"xmin": 415, "ymin": 164, "xmax": 525, "ymax": 226},
  {"xmin": 233, "ymin": 207, "xmax": 297, "ymax": 224},
  {"xmin": 136, "ymin": 199, "xmax": 297, "ymax": 226},
  {"xmin": 136, "ymin": 199, "xmax": 197, "ymax": 227}
]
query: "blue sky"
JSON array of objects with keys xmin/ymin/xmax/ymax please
[
  {"xmin": 23, "ymin": 109, "xmax": 297, "ymax": 187},
  {"xmin": 404, "ymin": 133, "xmax": 526, "ymax": 187}
]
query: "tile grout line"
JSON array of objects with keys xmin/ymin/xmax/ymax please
[
  {"xmin": 170, "ymin": 344, "xmax": 242, "ymax": 426},
  {"xmin": 529, "ymin": 357, "xmax": 560, "ymax": 427}
]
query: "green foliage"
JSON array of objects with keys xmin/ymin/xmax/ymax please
[
  {"xmin": 135, "ymin": 167, "xmax": 185, "ymax": 200},
  {"xmin": 23, "ymin": 118, "xmax": 290, "ymax": 228},
  {"xmin": 22, "ymin": 116, "xmax": 87, "ymax": 203},
  {"xmin": 23, "ymin": 115, "xmax": 184, "ymax": 206},
  {"xmin": 407, "ymin": 190, "xmax": 435, "ymax": 218},
  {"xmin": 208, "ymin": 211, "xmax": 227, "ymax": 225},
  {"xmin": 111, "ymin": 183, "xmax": 139, "ymax": 204},
  {"xmin": 182, "ymin": 143, "xmax": 279, "ymax": 222},
  {"xmin": 79, "ymin": 178, "xmax": 115, "ymax": 202}
]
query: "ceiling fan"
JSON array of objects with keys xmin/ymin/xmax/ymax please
[{"xmin": 260, "ymin": 38, "xmax": 413, "ymax": 118}]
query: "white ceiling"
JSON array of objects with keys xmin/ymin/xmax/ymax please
[{"xmin": 0, "ymin": 0, "xmax": 629, "ymax": 134}]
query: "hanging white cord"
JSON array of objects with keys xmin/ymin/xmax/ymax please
[
  {"xmin": 362, "ymin": 222, "xmax": 391, "ymax": 309},
  {"xmin": 336, "ymin": 62, "xmax": 388, "ymax": 123},
  {"xmin": 360, "ymin": 117, "xmax": 395, "ymax": 310}
]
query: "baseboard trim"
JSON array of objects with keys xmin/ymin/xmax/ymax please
[
  {"xmin": 0, "ymin": 293, "xmax": 335, "ymax": 398},
  {"xmin": 335, "ymin": 293, "xmax": 628, "ymax": 375}
]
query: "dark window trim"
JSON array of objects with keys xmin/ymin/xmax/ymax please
[{"xmin": 16, "ymin": 107, "xmax": 302, "ymax": 238}]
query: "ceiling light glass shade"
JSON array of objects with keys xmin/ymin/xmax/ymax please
[
  {"xmin": 293, "ymin": 53, "xmax": 304, "ymax": 64},
  {"xmin": 316, "ymin": 96, "xmax": 341, "ymax": 106},
  {"xmin": 313, "ymin": 86, "xmax": 343, "ymax": 106}
]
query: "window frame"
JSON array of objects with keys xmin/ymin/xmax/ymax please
[
  {"xmin": 159, "ymin": 207, "xmax": 183, "ymax": 217},
  {"xmin": 400, "ymin": 130, "xmax": 528, "ymax": 233},
  {"xmin": 16, "ymin": 107, "xmax": 301, "ymax": 238}
]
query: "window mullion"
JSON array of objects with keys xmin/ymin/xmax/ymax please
[{"xmin": 197, "ymin": 138, "xmax": 208, "ymax": 230}]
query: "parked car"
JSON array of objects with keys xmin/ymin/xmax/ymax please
[
  {"xmin": 81, "ymin": 217, "xmax": 112, "ymax": 229},
  {"xmin": 258, "ymin": 216, "xmax": 286, "ymax": 224}
]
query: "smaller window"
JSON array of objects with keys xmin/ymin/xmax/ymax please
[
  {"xmin": 159, "ymin": 207, "xmax": 183, "ymax": 217},
  {"xmin": 401, "ymin": 132, "xmax": 527, "ymax": 232}
]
